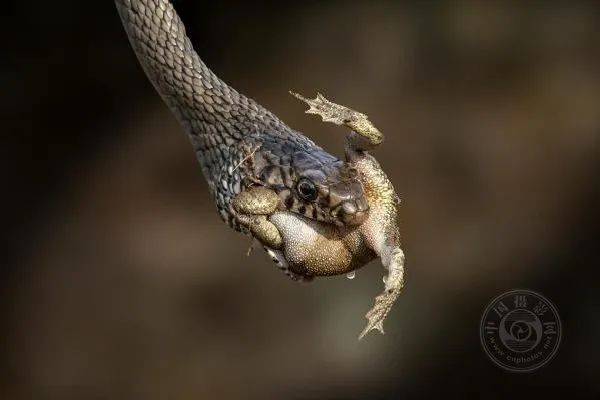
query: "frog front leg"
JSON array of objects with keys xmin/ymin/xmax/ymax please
[
  {"xmin": 232, "ymin": 187, "xmax": 310, "ymax": 281},
  {"xmin": 231, "ymin": 186, "xmax": 283, "ymax": 250}
]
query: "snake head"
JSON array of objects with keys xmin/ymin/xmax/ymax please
[
  {"xmin": 259, "ymin": 150, "xmax": 369, "ymax": 227},
  {"xmin": 300, "ymin": 161, "xmax": 369, "ymax": 227}
]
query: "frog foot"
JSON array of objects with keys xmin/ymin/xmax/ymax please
[{"xmin": 290, "ymin": 91, "xmax": 383, "ymax": 146}]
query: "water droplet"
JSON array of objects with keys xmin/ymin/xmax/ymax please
[
  {"xmin": 346, "ymin": 271, "xmax": 356, "ymax": 280},
  {"xmin": 382, "ymin": 275, "xmax": 388, "ymax": 284}
]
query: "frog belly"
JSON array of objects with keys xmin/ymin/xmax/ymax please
[{"xmin": 269, "ymin": 212, "xmax": 375, "ymax": 277}]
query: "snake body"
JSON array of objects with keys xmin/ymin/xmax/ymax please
[
  {"xmin": 116, "ymin": 0, "xmax": 406, "ymax": 338},
  {"xmin": 115, "ymin": 0, "xmax": 366, "ymax": 233}
]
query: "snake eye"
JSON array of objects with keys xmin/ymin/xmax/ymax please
[{"xmin": 297, "ymin": 178, "xmax": 318, "ymax": 202}]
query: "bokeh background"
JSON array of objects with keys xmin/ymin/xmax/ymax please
[{"xmin": 3, "ymin": 0, "xmax": 600, "ymax": 399}]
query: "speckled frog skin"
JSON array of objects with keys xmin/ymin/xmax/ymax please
[{"xmin": 116, "ymin": 0, "xmax": 406, "ymax": 338}]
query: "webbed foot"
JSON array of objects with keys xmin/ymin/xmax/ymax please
[{"xmin": 290, "ymin": 91, "xmax": 383, "ymax": 147}]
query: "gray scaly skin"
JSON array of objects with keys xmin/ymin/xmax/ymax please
[{"xmin": 115, "ymin": 0, "xmax": 405, "ymax": 338}]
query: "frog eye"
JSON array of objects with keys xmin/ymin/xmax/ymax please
[{"xmin": 296, "ymin": 178, "xmax": 318, "ymax": 202}]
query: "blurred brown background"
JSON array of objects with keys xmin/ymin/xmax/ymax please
[{"xmin": 2, "ymin": 0, "xmax": 599, "ymax": 399}]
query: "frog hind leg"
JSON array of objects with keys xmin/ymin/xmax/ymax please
[{"xmin": 359, "ymin": 246, "xmax": 405, "ymax": 339}]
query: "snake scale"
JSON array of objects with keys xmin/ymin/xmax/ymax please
[{"xmin": 115, "ymin": 0, "xmax": 405, "ymax": 338}]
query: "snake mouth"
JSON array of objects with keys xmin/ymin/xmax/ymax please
[{"xmin": 331, "ymin": 199, "xmax": 369, "ymax": 227}]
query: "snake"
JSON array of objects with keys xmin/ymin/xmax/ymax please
[{"xmin": 115, "ymin": 0, "xmax": 406, "ymax": 338}]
